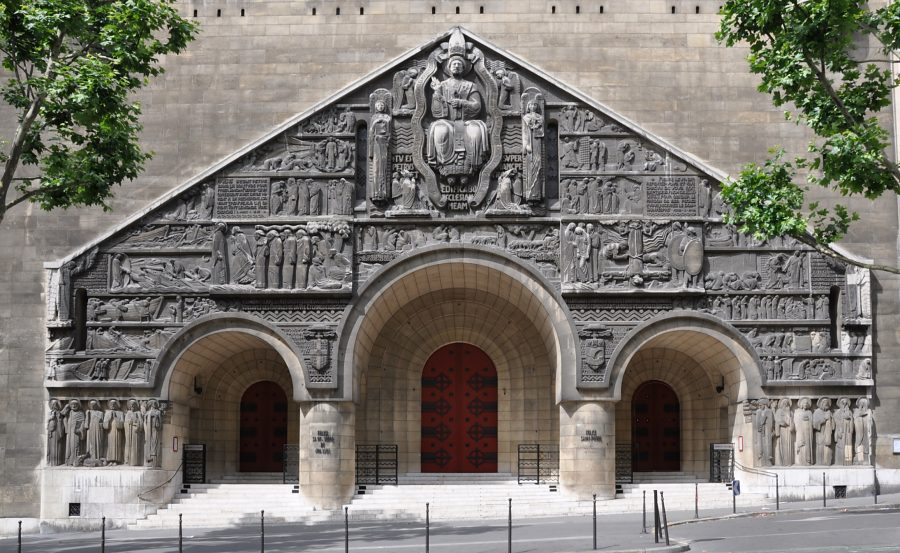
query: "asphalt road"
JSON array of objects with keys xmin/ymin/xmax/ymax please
[{"xmin": 3, "ymin": 507, "xmax": 900, "ymax": 552}]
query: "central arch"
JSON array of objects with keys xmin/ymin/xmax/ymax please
[{"xmin": 421, "ymin": 343, "xmax": 498, "ymax": 473}]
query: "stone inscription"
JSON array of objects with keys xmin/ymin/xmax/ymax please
[
  {"xmin": 215, "ymin": 178, "xmax": 269, "ymax": 218},
  {"xmin": 311, "ymin": 423, "xmax": 338, "ymax": 457},
  {"xmin": 644, "ymin": 177, "xmax": 697, "ymax": 217},
  {"xmin": 441, "ymin": 182, "xmax": 477, "ymax": 211},
  {"xmin": 576, "ymin": 424, "xmax": 603, "ymax": 448}
]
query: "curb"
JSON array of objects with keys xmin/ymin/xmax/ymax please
[
  {"xmin": 669, "ymin": 502, "xmax": 900, "ymax": 527},
  {"xmin": 566, "ymin": 541, "xmax": 690, "ymax": 553}
]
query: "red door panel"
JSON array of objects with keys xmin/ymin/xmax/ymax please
[
  {"xmin": 422, "ymin": 343, "xmax": 498, "ymax": 472},
  {"xmin": 632, "ymin": 380, "xmax": 680, "ymax": 472},
  {"xmin": 240, "ymin": 381, "xmax": 288, "ymax": 472}
]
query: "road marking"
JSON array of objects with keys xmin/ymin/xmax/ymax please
[{"xmin": 688, "ymin": 524, "xmax": 900, "ymax": 543}]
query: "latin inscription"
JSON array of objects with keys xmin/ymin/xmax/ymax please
[
  {"xmin": 645, "ymin": 177, "xmax": 697, "ymax": 216},
  {"xmin": 215, "ymin": 177, "xmax": 269, "ymax": 218}
]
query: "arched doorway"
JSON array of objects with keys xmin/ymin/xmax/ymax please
[
  {"xmin": 421, "ymin": 343, "xmax": 498, "ymax": 473},
  {"xmin": 240, "ymin": 381, "xmax": 288, "ymax": 472},
  {"xmin": 632, "ymin": 380, "xmax": 680, "ymax": 472}
]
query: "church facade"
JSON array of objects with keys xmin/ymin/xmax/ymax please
[{"xmin": 1, "ymin": 3, "xmax": 898, "ymax": 531}]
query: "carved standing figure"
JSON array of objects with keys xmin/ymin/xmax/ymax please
[
  {"xmin": 521, "ymin": 94, "xmax": 544, "ymax": 202},
  {"xmin": 297, "ymin": 179, "xmax": 310, "ymax": 215},
  {"xmin": 63, "ymin": 400, "xmax": 86, "ymax": 466},
  {"xmin": 103, "ymin": 399, "xmax": 125, "ymax": 465},
  {"xmin": 834, "ymin": 397, "xmax": 854, "ymax": 465},
  {"xmin": 308, "ymin": 180, "xmax": 322, "ymax": 215},
  {"xmin": 211, "ymin": 222, "xmax": 229, "ymax": 285},
  {"xmin": 794, "ymin": 397, "xmax": 814, "ymax": 466},
  {"xmin": 143, "ymin": 400, "xmax": 162, "ymax": 468},
  {"xmin": 254, "ymin": 229, "xmax": 268, "ymax": 288},
  {"xmin": 774, "ymin": 398, "xmax": 794, "ymax": 466},
  {"xmin": 813, "ymin": 397, "xmax": 835, "ymax": 465},
  {"xmin": 267, "ymin": 230, "xmax": 283, "ymax": 289},
  {"xmin": 296, "ymin": 228, "xmax": 311, "ymax": 289},
  {"xmin": 285, "ymin": 178, "xmax": 299, "ymax": 215},
  {"xmin": 85, "ymin": 400, "xmax": 105, "ymax": 463},
  {"xmin": 392, "ymin": 169, "xmax": 421, "ymax": 211},
  {"xmin": 281, "ymin": 228, "xmax": 297, "ymax": 289},
  {"xmin": 756, "ymin": 398, "xmax": 775, "ymax": 466},
  {"xmin": 228, "ymin": 226, "xmax": 255, "ymax": 285},
  {"xmin": 124, "ymin": 399, "xmax": 144, "ymax": 466},
  {"xmin": 47, "ymin": 399, "xmax": 67, "ymax": 466},
  {"xmin": 853, "ymin": 397, "xmax": 874, "ymax": 464},
  {"xmin": 368, "ymin": 97, "xmax": 392, "ymax": 202}
]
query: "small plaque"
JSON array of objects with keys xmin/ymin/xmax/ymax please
[
  {"xmin": 893, "ymin": 438, "xmax": 900, "ymax": 454},
  {"xmin": 644, "ymin": 176, "xmax": 698, "ymax": 216},
  {"xmin": 311, "ymin": 423, "xmax": 338, "ymax": 457},
  {"xmin": 215, "ymin": 177, "xmax": 269, "ymax": 218}
]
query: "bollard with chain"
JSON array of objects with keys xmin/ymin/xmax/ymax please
[
  {"xmin": 508, "ymin": 498, "xmax": 512, "ymax": 553},
  {"xmin": 260, "ymin": 510, "xmax": 265, "ymax": 553},
  {"xmin": 426, "ymin": 502, "xmax": 430, "ymax": 553},
  {"xmin": 101, "ymin": 516, "xmax": 106, "ymax": 553},
  {"xmin": 345, "ymin": 506, "xmax": 349, "ymax": 553},
  {"xmin": 641, "ymin": 490, "xmax": 647, "ymax": 534},
  {"xmin": 179, "ymin": 513, "xmax": 183, "ymax": 553}
]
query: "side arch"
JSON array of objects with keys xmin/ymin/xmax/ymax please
[
  {"xmin": 335, "ymin": 243, "xmax": 580, "ymax": 403},
  {"xmin": 151, "ymin": 312, "xmax": 311, "ymax": 401},
  {"xmin": 607, "ymin": 311, "xmax": 764, "ymax": 402}
]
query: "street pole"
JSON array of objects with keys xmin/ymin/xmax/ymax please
[
  {"xmin": 508, "ymin": 498, "xmax": 512, "ymax": 553},
  {"xmin": 101, "ymin": 516, "xmax": 106, "ymax": 553},
  {"xmin": 426, "ymin": 502, "xmax": 430, "ymax": 553},
  {"xmin": 641, "ymin": 490, "xmax": 647, "ymax": 534},
  {"xmin": 260, "ymin": 510, "xmax": 265, "ymax": 553},
  {"xmin": 179, "ymin": 513, "xmax": 183, "ymax": 553},
  {"xmin": 660, "ymin": 492, "xmax": 670, "ymax": 547},
  {"xmin": 694, "ymin": 482, "xmax": 699, "ymax": 519},
  {"xmin": 653, "ymin": 490, "xmax": 660, "ymax": 544},
  {"xmin": 345, "ymin": 507, "xmax": 349, "ymax": 553},
  {"xmin": 17, "ymin": 520, "xmax": 21, "ymax": 553},
  {"xmin": 592, "ymin": 493, "xmax": 597, "ymax": 550}
]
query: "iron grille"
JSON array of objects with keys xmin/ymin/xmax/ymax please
[
  {"xmin": 355, "ymin": 444, "xmax": 398, "ymax": 485},
  {"xmin": 182, "ymin": 444, "xmax": 206, "ymax": 484},
  {"xmin": 517, "ymin": 443, "xmax": 559, "ymax": 484},
  {"xmin": 615, "ymin": 443, "xmax": 633, "ymax": 484},
  {"xmin": 283, "ymin": 444, "xmax": 300, "ymax": 484}
]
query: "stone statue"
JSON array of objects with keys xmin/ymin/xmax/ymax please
[
  {"xmin": 103, "ymin": 399, "xmax": 125, "ymax": 465},
  {"xmin": 794, "ymin": 397, "xmax": 813, "ymax": 466},
  {"xmin": 756, "ymin": 398, "xmax": 775, "ymax": 466},
  {"xmin": 254, "ymin": 229, "xmax": 268, "ymax": 288},
  {"xmin": 494, "ymin": 68, "xmax": 520, "ymax": 110},
  {"xmin": 834, "ymin": 397, "xmax": 854, "ymax": 465},
  {"xmin": 85, "ymin": 400, "xmax": 105, "ymax": 463},
  {"xmin": 391, "ymin": 169, "xmax": 422, "ymax": 212},
  {"xmin": 396, "ymin": 68, "xmax": 418, "ymax": 110},
  {"xmin": 309, "ymin": 180, "xmax": 322, "ymax": 215},
  {"xmin": 143, "ymin": 399, "xmax": 162, "ymax": 468},
  {"xmin": 813, "ymin": 397, "xmax": 835, "ymax": 465},
  {"xmin": 853, "ymin": 397, "xmax": 873, "ymax": 464},
  {"xmin": 211, "ymin": 222, "xmax": 229, "ymax": 285},
  {"xmin": 285, "ymin": 178, "xmax": 299, "ymax": 215},
  {"xmin": 124, "ymin": 399, "xmax": 144, "ymax": 467},
  {"xmin": 63, "ymin": 400, "xmax": 86, "ymax": 466},
  {"xmin": 521, "ymin": 90, "xmax": 545, "ymax": 202},
  {"xmin": 267, "ymin": 229, "xmax": 283, "ymax": 289},
  {"xmin": 228, "ymin": 226, "xmax": 255, "ymax": 285},
  {"xmin": 489, "ymin": 167, "xmax": 525, "ymax": 212},
  {"xmin": 282, "ymin": 227, "xmax": 297, "ymax": 289},
  {"xmin": 774, "ymin": 398, "xmax": 794, "ymax": 466},
  {"xmin": 297, "ymin": 179, "xmax": 310, "ymax": 215},
  {"xmin": 296, "ymin": 227, "xmax": 311, "ymax": 289},
  {"xmin": 47, "ymin": 399, "xmax": 66, "ymax": 466},
  {"xmin": 270, "ymin": 181, "xmax": 284, "ymax": 215},
  {"xmin": 368, "ymin": 92, "xmax": 392, "ymax": 203},
  {"xmin": 426, "ymin": 29, "xmax": 489, "ymax": 181}
]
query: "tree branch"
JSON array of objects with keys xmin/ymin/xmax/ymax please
[
  {"xmin": 3, "ymin": 185, "xmax": 67, "ymax": 211},
  {"xmin": 795, "ymin": 233, "xmax": 900, "ymax": 274}
]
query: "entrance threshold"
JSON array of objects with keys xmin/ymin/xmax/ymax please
[
  {"xmin": 211, "ymin": 472, "xmax": 285, "ymax": 484},
  {"xmin": 400, "ymin": 473, "xmax": 516, "ymax": 485},
  {"xmin": 631, "ymin": 471, "xmax": 705, "ymax": 483}
]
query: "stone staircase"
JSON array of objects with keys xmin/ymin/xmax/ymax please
[{"xmin": 129, "ymin": 472, "xmax": 775, "ymax": 529}]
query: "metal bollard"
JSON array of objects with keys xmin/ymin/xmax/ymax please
[
  {"xmin": 660, "ymin": 492, "xmax": 670, "ymax": 547},
  {"xmin": 101, "ymin": 516, "xmax": 106, "ymax": 553},
  {"xmin": 775, "ymin": 474, "xmax": 780, "ymax": 511},
  {"xmin": 508, "ymin": 497, "xmax": 512, "ymax": 553},
  {"xmin": 641, "ymin": 490, "xmax": 647, "ymax": 534},
  {"xmin": 179, "ymin": 513, "xmax": 183, "ymax": 553},
  {"xmin": 653, "ymin": 490, "xmax": 660, "ymax": 544},
  {"xmin": 345, "ymin": 507, "xmax": 349, "ymax": 553},
  {"xmin": 17, "ymin": 520, "xmax": 21, "ymax": 553},
  {"xmin": 260, "ymin": 510, "xmax": 265, "ymax": 553},
  {"xmin": 823, "ymin": 472, "xmax": 826, "ymax": 508},
  {"xmin": 592, "ymin": 493, "xmax": 597, "ymax": 550},
  {"xmin": 426, "ymin": 503, "xmax": 430, "ymax": 553},
  {"xmin": 694, "ymin": 482, "xmax": 699, "ymax": 519}
]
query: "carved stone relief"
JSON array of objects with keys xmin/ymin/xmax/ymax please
[
  {"xmin": 47, "ymin": 398, "xmax": 167, "ymax": 468},
  {"xmin": 747, "ymin": 396, "xmax": 874, "ymax": 467}
]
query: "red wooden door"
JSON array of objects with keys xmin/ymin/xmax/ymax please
[
  {"xmin": 632, "ymin": 380, "xmax": 680, "ymax": 472},
  {"xmin": 240, "ymin": 381, "xmax": 288, "ymax": 472},
  {"xmin": 421, "ymin": 343, "xmax": 498, "ymax": 472}
]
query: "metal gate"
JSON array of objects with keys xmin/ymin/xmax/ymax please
[
  {"xmin": 517, "ymin": 444, "xmax": 559, "ymax": 484},
  {"xmin": 709, "ymin": 443, "xmax": 734, "ymax": 483},
  {"xmin": 355, "ymin": 444, "xmax": 398, "ymax": 485},
  {"xmin": 283, "ymin": 444, "xmax": 299, "ymax": 484},
  {"xmin": 182, "ymin": 444, "xmax": 206, "ymax": 484}
]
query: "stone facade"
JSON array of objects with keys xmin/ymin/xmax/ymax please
[{"xmin": 1, "ymin": 2, "xmax": 898, "ymax": 529}]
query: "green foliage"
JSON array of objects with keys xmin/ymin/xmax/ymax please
[
  {"xmin": 0, "ymin": 0, "xmax": 198, "ymax": 220},
  {"xmin": 717, "ymin": 0, "xmax": 900, "ymax": 263}
]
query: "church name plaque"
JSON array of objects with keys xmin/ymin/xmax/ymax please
[
  {"xmin": 311, "ymin": 423, "xmax": 338, "ymax": 457},
  {"xmin": 215, "ymin": 177, "xmax": 269, "ymax": 218},
  {"xmin": 645, "ymin": 177, "xmax": 697, "ymax": 217}
]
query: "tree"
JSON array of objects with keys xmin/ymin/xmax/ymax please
[
  {"xmin": 717, "ymin": 0, "xmax": 900, "ymax": 273},
  {"xmin": 0, "ymin": 0, "xmax": 198, "ymax": 224}
]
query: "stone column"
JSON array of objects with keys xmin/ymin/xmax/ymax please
[
  {"xmin": 298, "ymin": 401, "xmax": 355, "ymax": 510},
  {"xmin": 559, "ymin": 400, "xmax": 616, "ymax": 499}
]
